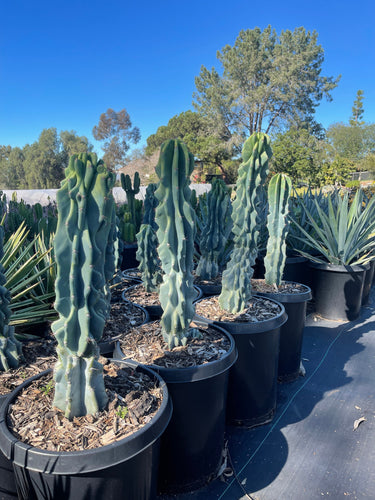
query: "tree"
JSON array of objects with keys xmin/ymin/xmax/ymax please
[
  {"xmin": 92, "ymin": 108, "xmax": 140, "ymax": 170},
  {"xmin": 270, "ymin": 127, "xmax": 328, "ymax": 185},
  {"xmin": 146, "ymin": 110, "xmax": 240, "ymax": 181},
  {"xmin": 327, "ymin": 122, "xmax": 375, "ymax": 167},
  {"xmin": 350, "ymin": 90, "xmax": 365, "ymax": 126},
  {"xmin": 193, "ymin": 26, "xmax": 340, "ymax": 140}
]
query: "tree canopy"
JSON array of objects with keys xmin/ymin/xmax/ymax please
[
  {"xmin": 92, "ymin": 108, "xmax": 140, "ymax": 170},
  {"xmin": 193, "ymin": 26, "xmax": 340, "ymax": 141},
  {"xmin": 0, "ymin": 129, "xmax": 93, "ymax": 189}
]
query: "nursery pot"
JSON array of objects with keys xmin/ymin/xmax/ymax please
[
  {"xmin": 362, "ymin": 260, "xmax": 375, "ymax": 305},
  {"xmin": 194, "ymin": 296, "xmax": 287, "ymax": 428},
  {"xmin": 0, "ymin": 365, "xmax": 172, "ymax": 500},
  {"xmin": 0, "ymin": 395, "xmax": 17, "ymax": 499},
  {"xmin": 121, "ymin": 243, "xmax": 139, "ymax": 271},
  {"xmin": 282, "ymin": 255, "xmax": 312, "ymax": 287},
  {"xmin": 255, "ymin": 283, "xmax": 312, "ymax": 382},
  {"xmin": 309, "ymin": 262, "xmax": 368, "ymax": 321},
  {"xmin": 114, "ymin": 325, "xmax": 237, "ymax": 495}
]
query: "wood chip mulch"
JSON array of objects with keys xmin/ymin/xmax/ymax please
[
  {"xmin": 123, "ymin": 283, "xmax": 200, "ymax": 308},
  {"xmin": 193, "ymin": 272, "xmax": 222, "ymax": 287},
  {"xmin": 123, "ymin": 283, "xmax": 161, "ymax": 307},
  {"xmin": 122, "ymin": 268, "xmax": 142, "ymax": 281},
  {"xmin": 118, "ymin": 321, "xmax": 231, "ymax": 368},
  {"xmin": 101, "ymin": 300, "xmax": 147, "ymax": 343},
  {"xmin": 109, "ymin": 276, "xmax": 139, "ymax": 302},
  {"xmin": 0, "ymin": 337, "xmax": 57, "ymax": 396},
  {"xmin": 251, "ymin": 279, "xmax": 309, "ymax": 294},
  {"xmin": 195, "ymin": 295, "xmax": 282, "ymax": 323},
  {"xmin": 6, "ymin": 359, "xmax": 163, "ymax": 452}
]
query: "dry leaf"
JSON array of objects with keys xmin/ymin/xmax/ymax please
[
  {"xmin": 353, "ymin": 417, "xmax": 366, "ymax": 430},
  {"xmin": 355, "ymin": 405, "xmax": 361, "ymax": 410}
]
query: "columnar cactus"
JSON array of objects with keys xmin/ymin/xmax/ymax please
[
  {"xmin": 0, "ymin": 226, "xmax": 22, "ymax": 371},
  {"xmin": 52, "ymin": 153, "xmax": 115, "ymax": 419},
  {"xmin": 196, "ymin": 178, "xmax": 232, "ymax": 280},
  {"xmin": 155, "ymin": 139, "xmax": 198, "ymax": 348},
  {"xmin": 218, "ymin": 133, "xmax": 272, "ymax": 314},
  {"xmin": 264, "ymin": 173, "xmax": 292, "ymax": 287},
  {"xmin": 136, "ymin": 183, "xmax": 162, "ymax": 292}
]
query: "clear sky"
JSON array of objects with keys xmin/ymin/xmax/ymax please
[{"xmin": 1, "ymin": 0, "xmax": 374, "ymax": 156}]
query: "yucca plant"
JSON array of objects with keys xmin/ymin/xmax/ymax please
[
  {"xmin": 1, "ymin": 222, "xmax": 57, "ymax": 327},
  {"xmin": 291, "ymin": 188, "xmax": 375, "ymax": 266}
]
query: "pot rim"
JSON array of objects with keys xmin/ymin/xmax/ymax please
[
  {"xmin": 308, "ymin": 261, "xmax": 370, "ymax": 273},
  {"xmin": 252, "ymin": 280, "xmax": 312, "ymax": 304},
  {"xmin": 0, "ymin": 363, "xmax": 172, "ymax": 475}
]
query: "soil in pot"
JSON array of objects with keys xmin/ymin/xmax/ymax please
[
  {"xmin": 114, "ymin": 321, "xmax": 237, "ymax": 494},
  {"xmin": 123, "ymin": 283, "xmax": 202, "ymax": 320},
  {"xmin": 194, "ymin": 295, "xmax": 287, "ymax": 428},
  {"xmin": 252, "ymin": 280, "xmax": 312, "ymax": 382},
  {"xmin": 0, "ymin": 337, "xmax": 56, "ymax": 500},
  {"xmin": 121, "ymin": 267, "xmax": 142, "ymax": 285},
  {"xmin": 100, "ymin": 300, "xmax": 148, "ymax": 356},
  {"xmin": 0, "ymin": 358, "xmax": 172, "ymax": 500}
]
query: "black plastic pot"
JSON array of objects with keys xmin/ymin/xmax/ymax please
[
  {"xmin": 362, "ymin": 260, "xmax": 375, "ymax": 305},
  {"xmin": 255, "ymin": 282, "xmax": 312, "ymax": 382},
  {"xmin": 194, "ymin": 282, "xmax": 222, "ymax": 297},
  {"xmin": 282, "ymin": 256, "xmax": 312, "ymax": 287},
  {"xmin": 121, "ymin": 243, "xmax": 139, "ymax": 270},
  {"xmin": 309, "ymin": 262, "xmax": 368, "ymax": 321},
  {"xmin": 121, "ymin": 268, "xmax": 142, "ymax": 284},
  {"xmin": 114, "ymin": 325, "xmax": 237, "ymax": 495},
  {"xmin": 194, "ymin": 296, "xmax": 287, "ymax": 428},
  {"xmin": 122, "ymin": 285, "xmax": 203, "ymax": 321},
  {"xmin": 0, "ymin": 395, "xmax": 17, "ymax": 499},
  {"xmin": 0, "ymin": 364, "xmax": 172, "ymax": 500}
]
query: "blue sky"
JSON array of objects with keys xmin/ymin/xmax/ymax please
[{"xmin": 1, "ymin": 0, "xmax": 374, "ymax": 156}]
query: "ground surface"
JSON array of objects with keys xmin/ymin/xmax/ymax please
[{"xmin": 160, "ymin": 288, "xmax": 375, "ymax": 500}]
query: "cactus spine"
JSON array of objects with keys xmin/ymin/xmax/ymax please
[
  {"xmin": 0, "ymin": 225, "xmax": 22, "ymax": 371},
  {"xmin": 264, "ymin": 173, "xmax": 292, "ymax": 287},
  {"xmin": 155, "ymin": 140, "xmax": 198, "ymax": 348},
  {"xmin": 218, "ymin": 133, "xmax": 272, "ymax": 314},
  {"xmin": 52, "ymin": 153, "xmax": 115, "ymax": 419},
  {"xmin": 196, "ymin": 178, "xmax": 232, "ymax": 280}
]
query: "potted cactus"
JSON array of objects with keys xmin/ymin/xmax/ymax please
[
  {"xmin": 115, "ymin": 139, "xmax": 237, "ymax": 494},
  {"xmin": 194, "ymin": 178, "xmax": 233, "ymax": 296},
  {"xmin": 194, "ymin": 132, "xmax": 287, "ymax": 428},
  {"xmin": 119, "ymin": 171, "xmax": 143, "ymax": 269},
  {"xmin": 0, "ymin": 153, "xmax": 172, "ymax": 500},
  {"xmin": 251, "ymin": 173, "xmax": 312, "ymax": 382}
]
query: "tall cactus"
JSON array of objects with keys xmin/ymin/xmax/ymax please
[
  {"xmin": 196, "ymin": 178, "xmax": 232, "ymax": 280},
  {"xmin": 155, "ymin": 139, "xmax": 198, "ymax": 348},
  {"xmin": 52, "ymin": 153, "xmax": 115, "ymax": 419},
  {"xmin": 0, "ymin": 225, "xmax": 22, "ymax": 371},
  {"xmin": 136, "ymin": 183, "xmax": 162, "ymax": 292},
  {"xmin": 264, "ymin": 173, "xmax": 292, "ymax": 287},
  {"xmin": 218, "ymin": 133, "xmax": 272, "ymax": 314}
]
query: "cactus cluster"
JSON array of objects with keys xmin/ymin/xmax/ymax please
[
  {"xmin": 0, "ymin": 225, "xmax": 22, "ymax": 371},
  {"xmin": 155, "ymin": 139, "xmax": 199, "ymax": 348},
  {"xmin": 264, "ymin": 173, "xmax": 292, "ymax": 286},
  {"xmin": 196, "ymin": 178, "xmax": 232, "ymax": 280},
  {"xmin": 219, "ymin": 133, "xmax": 272, "ymax": 314},
  {"xmin": 52, "ymin": 153, "xmax": 115, "ymax": 419}
]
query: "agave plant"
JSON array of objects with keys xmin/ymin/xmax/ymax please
[{"xmin": 290, "ymin": 188, "xmax": 375, "ymax": 266}]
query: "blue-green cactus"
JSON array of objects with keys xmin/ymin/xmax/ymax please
[
  {"xmin": 142, "ymin": 183, "xmax": 158, "ymax": 229},
  {"xmin": 218, "ymin": 133, "xmax": 272, "ymax": 313},
  {"xmin": 0, "ymin": 225, "xmax": 22, "ymax": 371},
  {"xmin": 136, "ymin": 224, "xmax": 162, "ymax": 292},
  {"xmin": 155, "ymin": 139, "xmax": 199, "ymax": 348},
  {"xmin": 196, "ymin": 178, "xmax": 232, "ymax": 280},
  {"xmin": 264, "ymin": 173, "xmax": 292, "ymax": 287},
  {"xmin": 52, "ymin": 153, "xmax": 115, "ymax": 419}
]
